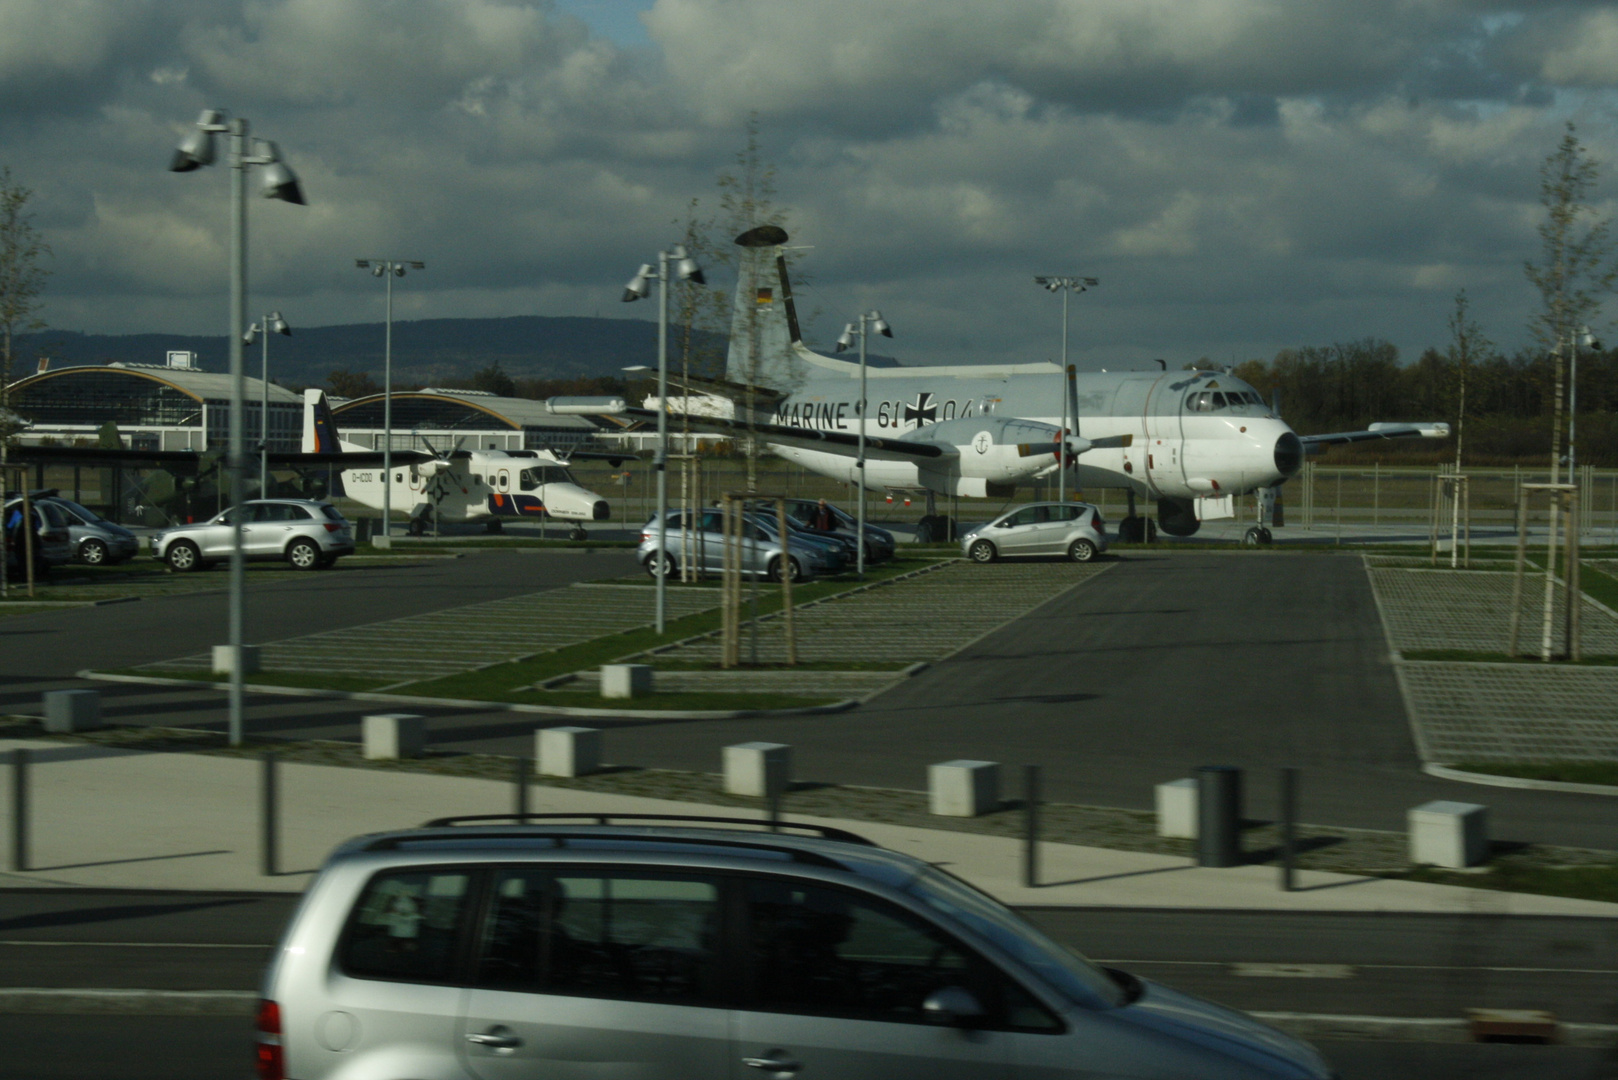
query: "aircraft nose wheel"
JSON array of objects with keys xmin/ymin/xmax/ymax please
[
  {"xmin": 569, "ymin": 526, "xmax": 587, "ymax": 542},
  {"xmin": 1243, "ymin": 526, "xmax": 1273, "ymax": 547}
]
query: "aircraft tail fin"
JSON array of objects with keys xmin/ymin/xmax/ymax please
[
  {"xmin": 726, "ymin": 225, "xmax": 810, "ymax": 394},
  {"xmin": 302, "ymin": 389, "xmax": 342, "ymax": 454}
]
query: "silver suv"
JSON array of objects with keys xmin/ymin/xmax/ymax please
[
  {"xmin": 150, "ymin": 498, "xmax": 354, "ymax": 572},
  {"xmin": 960, "ymin": 502, "xmax": 1108, "ymax": 563},
  {"xmin": 257, "ymin": 815, "xmax": 1330, "ymax": 1080}
]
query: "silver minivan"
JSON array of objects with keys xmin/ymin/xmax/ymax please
[{"xmin": 257, "ymin": 816, "xmax": 1331, "ymax": 1080}]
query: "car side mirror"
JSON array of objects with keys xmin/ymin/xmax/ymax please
[{"xmin": 923, "ymin": 986, "xmax": 986, "ymax": 1027}]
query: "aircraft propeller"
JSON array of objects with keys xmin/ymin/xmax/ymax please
[{"xmin": 1015, "ymin": 368, "xmax": 1133, "ymax": 458}]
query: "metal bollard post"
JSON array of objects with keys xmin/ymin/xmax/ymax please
[
  {"xmin": 1196, "ymin": 765, "xmax": 1243, "ymax": 868},
  {"xmin": 1279, "ymin": 767, "xmax": 1298, "ymax": 892},
  {"xmin": 514, "ymin": 756, "xmax": 530, "ymax": 819},
  {"xmin": 764, "ymin": 756, "xmax": 786, "ymax": 831},
  {"xmin": 261, "ymin": 751, "xmax": 277, "ymax": 877},
  {"xmin": 1023, "ymin": 765, "xmax": 1040, "ymax": 888},
  {"xmin": 10, "ymin": 749, "xmax": 28, "ymax": 873}
]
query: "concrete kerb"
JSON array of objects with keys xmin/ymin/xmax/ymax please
[
  {"xmin": 1423, "ymin": 762, "xmax": 1618, "ymax": 798},
  {"xmin": 77, "ymin": 669, "xmax": 859, "ymax": 721}
]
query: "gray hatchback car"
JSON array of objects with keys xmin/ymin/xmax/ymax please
[
  {"xmin": 960, "ymin": 502, "xmax": 1108, "ymax": 563},
  {"xmin": 256, "ymin": 815, "xmax": 1331, "ymax": 1080}
]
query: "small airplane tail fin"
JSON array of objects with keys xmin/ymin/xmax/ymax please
[
  {"xmin": 725, "ymin": 225, "xmax": 808, "ymax": 394},
  {"xmin": 302, "ymin": 388, "xmax": 342, "ymax": 454}
]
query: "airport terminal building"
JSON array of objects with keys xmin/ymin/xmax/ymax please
[
  {"xmin": 329, "ymin": 388, "xmax": 606, "ymax": 453},
  {"xmin": 7, "ymin": 353, "xmax": 301, "ymax": 452}
]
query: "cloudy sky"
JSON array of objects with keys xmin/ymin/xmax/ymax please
[{"xmin": 3, "ymin": 0, "xmax": 1617, "ymax": 370}]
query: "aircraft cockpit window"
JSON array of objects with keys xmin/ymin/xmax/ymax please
[
  {"xmin": 1187, "ymin": 391, "xmax": 1220, "ymax": 412},
  {"xmin": 519, "ymin": 469, "xmax": 540, "ymax": 492},
  {"xmin": 1211, "ymin": 392, "xmax": 1229, "ymax": 408}
]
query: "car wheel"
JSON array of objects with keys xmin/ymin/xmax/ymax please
[
  {"xmin": 644, "ymin": 552, "xmax": 676, "ymax": 578},
  {"xmin": 969, "ymin": 539, "xmax": 997, "ymax": 563},
  {"xmin": 286, "ymin": 539, "xmax": 321, "ymax": 570},
  {"xmin": 768, "ymin": 556, "xmax": 803, "ymax": 582},
  {"xmin": 1068, "ymin": 539, "xmax": 1097, "ymax": 562},
  {"xmin": 166, "ymin": 540, "xmax": 201, "ymax": 572},
  {"xmin": 79, "ymin": 538, "xmax": 109, "ymax": 565}
]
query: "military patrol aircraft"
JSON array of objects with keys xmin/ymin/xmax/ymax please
[
  {"xmin": 300, "ymin": 390, "xmax": 619, "ymax": 538},
  {"xmin": 555, "ymin": 225, "xmax": 1446, "ymax": 543}
]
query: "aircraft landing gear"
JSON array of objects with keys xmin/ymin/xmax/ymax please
[
  {"xmin": 1117, "ymin": 488, "xmax": 1153, "ymax": 543},
  {"xmin": 914, "ymin": 490, "xmax": 954, "ymax": 543},
  {"xmin": 1243, "ymin": 526, "xmax": 1273, "ymax": 547},
  {"xmin": 485, "ymin": 519, "xmax": 503, "ymax": 534},
  {"xmin": 406, "ymin": 517, "xmax": 427, "ymax": 537},
  {"xmin": 569, "ymin": 525, "xmax": 588, "ymax": 542}
]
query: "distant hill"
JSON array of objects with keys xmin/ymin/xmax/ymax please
[{"xmin": 12, "ymin": 314, "xmax": 903, "ymax": 388}]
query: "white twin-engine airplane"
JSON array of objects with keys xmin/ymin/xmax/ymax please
[
  {"xmin": 300, "ymin": 389, "xmax": 617, "ymax": 538},
  {"xmin": 555, "ymin": 225, "xmax": 1448, "ymax": 541}
]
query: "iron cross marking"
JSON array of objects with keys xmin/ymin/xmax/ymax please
[{"xmin": 903, "ymin": 392, "xmax": 938, "ymax": 429}]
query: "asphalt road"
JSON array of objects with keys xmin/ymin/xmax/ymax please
[
  {"xmin": 4, "ymin": 549, "xmax": 1617, "ymax": 847},
  {"xmin": 1, "ymin": 890, "xmax": 1615, "ymax": 1080}
]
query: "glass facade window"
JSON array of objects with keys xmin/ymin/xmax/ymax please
[{"xmin": 13, "ymin": 371, "xmax": 204, "ymax": 428}]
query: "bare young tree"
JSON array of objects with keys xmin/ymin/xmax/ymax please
[
  {"xmin": 1524, "ymin": 122, "xmax": 1616, "ymax": 474},
  {"xmin": 1446, "ymin": 289, "xmax": 1492, "ymax": 470}
]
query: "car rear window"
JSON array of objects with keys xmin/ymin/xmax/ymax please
[{"xmin": 320, "ymin": 505, "xmax": 346, "ymax": 521}]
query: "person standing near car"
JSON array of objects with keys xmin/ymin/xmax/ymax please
[{"xmin": 811, "ymin": 499, "xmax": 835, "ymax": 531}]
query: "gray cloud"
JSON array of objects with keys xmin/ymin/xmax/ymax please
[{"xmin": 2, "ymin": 0, "xmax": 1614, "ymax": 375}]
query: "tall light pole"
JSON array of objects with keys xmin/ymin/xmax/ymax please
[
  {"xmin": 355, "ymin": 260, "xmax": 425, "ymax": 547},
  {"xmin": 244, "ymin": 311, "xmax": 290, "ymax": 493},
  {"xmin": 1033, "ymin": 276, "xmax": 1097, "ymax": 506},
  {"xmin": 170, "ymin": 109, "xmax": 305, "ymax": 747},
  {"xmin": 836, "ymin": 310, "xmax": 892, "ymax": 579},
  {"xmin": 622, "ymin": 244, "xmax": 704, "ymax": 633}
]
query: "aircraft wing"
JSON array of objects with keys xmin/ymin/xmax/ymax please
[
  {"xmin": 610, "ymin": 405, "xmax": 956, "ymax": 462},
  {"xmin": 1299, "ymin": 422, "xmax": 1450, "ymax": 447}
]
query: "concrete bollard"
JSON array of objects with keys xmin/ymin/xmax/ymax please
[
  {"xmin": 600, "ymin": 664, "xmax": 653, "ymax": 699},
  {"xmin": 725, "ymin": 742, "xmax": 791, "ymax": 797},
  {"xmin": 1155, "ymin": 778, "xmax": 1198, "ymax": 839},
  {"xmin": 929, "ymin": 760, "xmax": 1000, "ymax": 817},
  {"xmin": 1409, "ymin": 800, "xmax": 1488, "ymax": 868},
  {"xmin": 537, "ymin": 726, "xmax": 602, "ymax": 778},
  {"xmin": 211, "ymin": 644, "xmax": 261, "ymax": 676},
  {"xmin": 363, "ymin": 713, "xmax": 426, "ymax": 760},
  {"xmin": 43, "ymin": 689, "xmax": 102, "ymax": 733}
]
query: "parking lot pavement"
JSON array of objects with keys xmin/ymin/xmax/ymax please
[
  {"xmin": 654, "ymin": 560, "xmax": 1114, "ymax": 666},
  {"xmin": 1365, "ymin": 558, "xmax": 1618, "ymax": 765},
  {"xmin": 143, "ymin": 582, "xmax": 720, "ymax": 683}
]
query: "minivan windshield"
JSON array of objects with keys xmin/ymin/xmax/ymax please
[{"xmin": 906, "ymin": 866, "xmax": 1124, "ymax": 1009}]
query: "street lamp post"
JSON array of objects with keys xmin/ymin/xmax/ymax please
[
  {"xmin": 836, "ymin": 311, "xmax": 893, "ymax": 579},
  {"xmin": 170, "ymin": 109, "xmax": 305, "ymax": 747},
  {"xmin": 245, "ymin": 311, "xmax": 291, "ymax": 493},
  {"xmin": 622, "ymin": 245, "xmax": 704, "ymax": 633},
  {"xmin": 1033, "ymin": 276, "xmax": 1097, "ymax": 506},
  {"xmin": 355, "ymin": 260, "xmax": 425, "ymax": 547}
]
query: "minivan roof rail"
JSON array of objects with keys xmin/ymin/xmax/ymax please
[{"xmin": 413, "ymin": 812, "xmax": 875, "ymax": 846}]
